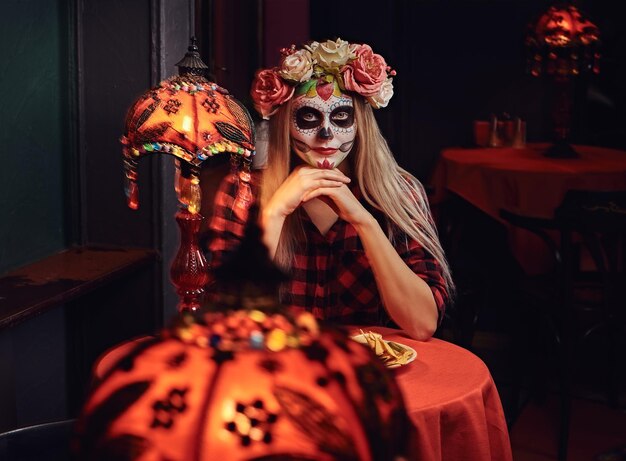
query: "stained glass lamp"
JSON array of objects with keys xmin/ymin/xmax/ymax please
[
  {"xmin": 74, "ymin": 220, "xmax": 413, "ymax": 460},
  {"xmin": 120, "ymin": 38, "xmax": 255, "ymax": 311},
  {"xmin": 526, "ymin": 3, "xmax": 600, "ymax": 158}
]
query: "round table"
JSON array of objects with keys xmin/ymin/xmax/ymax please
[
  {"xmin": 431, "ymin": 143, "xmax": 626, "ymax": 272},
  {"xmin": 364, "ymin": 327, "xmax": 512, "ymax": 461},
  {"xmin": 94, "ymin": 327, "xmax": 512, "ymax": 461}
]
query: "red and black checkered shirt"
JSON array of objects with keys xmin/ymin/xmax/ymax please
[{"xmin": 206, "ymin": 171, "xmax": 448, "ymax": 326}]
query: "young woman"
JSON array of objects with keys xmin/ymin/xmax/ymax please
[{"xmin": 207, "ymin": 39, "xmax": 453, "ymax": 340}]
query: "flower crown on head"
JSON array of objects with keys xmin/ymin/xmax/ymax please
[{"xmin": 250, "ymin": 38, "xmax": 396, "ymax": 119}]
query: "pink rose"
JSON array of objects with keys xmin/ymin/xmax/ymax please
[
  {"xmin": 250, "ymin": 69, "xmax": 295, "ymax": 119},
  {"xmin": 341, "ymin": 44, "xmax": 388, "ymax": 97}
]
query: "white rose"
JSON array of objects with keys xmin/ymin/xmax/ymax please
[
  {"xmin": 278, "ymin": 49, "xmax": 314, "ymax": 82},
  {"xmin": 309, "ymin": 38, "xmax": 356, "ymax": 71},
  {"xmin": 367, "ymin": 78, "xmax": 394, "ymax": 108},
  {"xmin": 304, "ymin": 41, "xmax": 320, "ymax": 53}
]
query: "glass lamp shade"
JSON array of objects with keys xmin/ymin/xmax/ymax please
[
  {"xmin": 120, "ymin": 42, "xmax": 255, "ymax": 214},
  {"xmin": 75, "ymin": 219, "xmax": 412, "ymax": 460},
  {"xmin": 74, "ymin": 310, "xmax": 412, "ymax": 460},
  {"xmin": 526, "ymin": 4, "xmax": 600, "ymax": 77}
]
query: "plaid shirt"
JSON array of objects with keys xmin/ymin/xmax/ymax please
[{"xmin": 206, "ymin": 171, "xmax": 448, "ymax": 326}]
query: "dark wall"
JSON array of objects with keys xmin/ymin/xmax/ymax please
[
  {"xmin": 0, "ymin": 0, "xmax": 70, "ymax": 273},
  {"xmin": 0, "ymin": 0, "xmax": 192, "ymax": 432},
  {"xmin": 310, "ymin": 0, "xmax": 626, "ymax": 181}
]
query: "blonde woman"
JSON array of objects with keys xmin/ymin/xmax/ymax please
[{"xmin": 208, "ymin": 39, "xmax": 453, "ymax": 340}]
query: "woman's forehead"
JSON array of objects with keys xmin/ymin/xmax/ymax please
[{"xmin": 292, "ymin": 93, "xmax": 353, "ymax": 112}]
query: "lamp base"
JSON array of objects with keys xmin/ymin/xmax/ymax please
[
  {"xmin": 170, "ymin": 208, "xmax": 210, "ymax": 313},
  {"xmin": 543, "ymin": 139, "xmax": 579, "ymax": 159}
]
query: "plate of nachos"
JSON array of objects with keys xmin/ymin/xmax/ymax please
[{"xmin": 351, "ymin": 330, "xmax": 417, "ymax": 368}]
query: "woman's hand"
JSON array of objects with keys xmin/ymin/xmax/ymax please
[
  {"xmin": 261, "ymin": 166, "xmax": 350, "ymax": 259},
  {"xmin": 302, "ymin": 183, "xmax": 373, "ymax": 227},
  {"xmin": 265, "ymin": 165, "xmax": 351, "ymax": 219}
]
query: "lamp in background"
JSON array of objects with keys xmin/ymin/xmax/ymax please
[
  {"xmin": 120, "ymin": 38, "xmax": 255, "ymax": 312},
  {"xmin": 526, "ymin": 2, "xmax": 600, "ymax": 158},
  {"xmin": 74, "ymin": 220, "xmax": 412, "ymax": 460}
]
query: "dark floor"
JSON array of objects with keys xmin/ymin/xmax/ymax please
[{"xmin": 443, "ymin": 328, "xmax": 626, "ymax": 461}]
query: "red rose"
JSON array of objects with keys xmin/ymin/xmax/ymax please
[
  {"xmin": 250, "ymin": 69, "xmax": 295, "ymax": 119},
  {"xmin": 341, "ymin": 44, "xmax": 388, "ymax": 97}
]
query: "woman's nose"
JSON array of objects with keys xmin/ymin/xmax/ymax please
[{"xmin": 317, "ymin": 127, "xmax": 334, "ymax": 140}]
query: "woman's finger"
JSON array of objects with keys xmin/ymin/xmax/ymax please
[
  {"xmin": 299, "ymin": 167, "xmax": 350, "ymax": 183},
  {"xmin": 302, "ymin": 186, "xmax": 339, "ymax": 202},
  {"xmin": 307, "ymin": 179, "xmax": 346, "ymax": 190}
]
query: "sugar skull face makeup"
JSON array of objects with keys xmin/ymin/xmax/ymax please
[{"xmin": 290, "ymin": 83, "xmax": 356, "ymax": 170}]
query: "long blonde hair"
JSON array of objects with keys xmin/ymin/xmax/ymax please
[{"xmin": 259, "ymin": 97, "xmax": 455, "ymax": 297}]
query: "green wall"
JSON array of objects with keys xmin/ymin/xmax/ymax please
[{"xmin": 0, "ymin": 0, "xmax": 70, "ymax": 273}]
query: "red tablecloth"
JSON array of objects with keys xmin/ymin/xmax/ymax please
[
  {"xmin": 365, "ymin": 327, "xmax": 512, "ymax": 461},
  {"xmin": 95, "ymin": 329, "xmax": 512, "ymax": 461},
  {"xmin": 431, "ymin": 143, "xmax": 626, "ymax": 272}
]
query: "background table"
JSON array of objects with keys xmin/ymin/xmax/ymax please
[
  {"xmin": 431, "ymin": 143, "xmax": 626, "ymax": 272},
  {"xmin": 366, "ymin": 327, "xmax": 512, "ymax": 461}
]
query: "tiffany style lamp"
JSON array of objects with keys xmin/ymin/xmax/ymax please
[
  {"xmin": 526, "ymin": 3, "xmax": 600, "ymax": 158},
  {"xmin": 74, "ymin": 218, "xmax": 413, "ymax": 460},
  {"xmin": 120, "ymin": 38, "xmax": 255, "ymax": 312}
]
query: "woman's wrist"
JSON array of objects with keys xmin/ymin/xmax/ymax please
[
  {"xmin": 351, "ymin": 211, "xmax": 378, "ymax": 233},
  {"xmin": 262, "ymin": 206, "xmax": 287, "ymax": 223}
]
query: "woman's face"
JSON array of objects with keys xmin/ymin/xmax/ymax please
[{"xmin": 289, "ymin": 92, "xmax": 356, "ymax": 169}]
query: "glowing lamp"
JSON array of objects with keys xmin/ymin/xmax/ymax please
[
  {"xmin": 526, "ymin": 3, "xmax": 600, "ymax": 158},
  {"xmin": 120, "ymin": 38, "xmax": 256, "ymax": 311},
  {"xmin": 74, "ymin": 222, "xmax": 413, "ymax": 460}
]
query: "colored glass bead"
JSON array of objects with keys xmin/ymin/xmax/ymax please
[
  {"xmin": 210, "ymin": 334, "xmax": 221, "ymax": 347},
  {"xmin": 266, "ymin": 329, "xmax": 287, "ymax": 352},
  {"xmin": 250, "ymin": 331, "xmax": 264, "ymax": 350},
  {"xmin": 248, "ymin": 310, "xmax": 266, "ymax": 323},
  {"xmin": 286, "ymin": 336, "xmax": 299, "ymax": 348},
  {"xmin": 144, "ymin": 143, "xmax": 154, "ymax": 152}
]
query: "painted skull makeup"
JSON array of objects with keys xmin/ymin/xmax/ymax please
[{"xmin": 290, "ymin": 85, "xmax": 356, "ymax": 170}]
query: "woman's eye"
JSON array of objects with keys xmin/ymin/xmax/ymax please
[
  {"xmin": 295, "ymin": 107, "xmax": 323, "ymax": 129},
  {"xmin": 329, "ymin": 106, "xmax": 354, "ymax": 127}
]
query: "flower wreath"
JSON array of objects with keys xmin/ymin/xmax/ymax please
[{"xmin": 250, "ymin": 38, "xmax": 396, "ymax": 119}]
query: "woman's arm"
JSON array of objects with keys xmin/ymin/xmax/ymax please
[
  {"xmin": 261, "ymin": 165, "xmax": 351, "ymax": 258},
  {"xmin": 354, "ymin": 214, "xmax": 439, "ymax": 340},
  {"xmin": 303, "ymin": 184, "xmax": 440, "ymax": 340}
]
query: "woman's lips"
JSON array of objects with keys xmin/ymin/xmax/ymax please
[{"xmin": 312, "ymin": 147, "xmax": 338, "ymax": 155}]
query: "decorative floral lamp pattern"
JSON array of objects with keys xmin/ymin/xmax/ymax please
[
  {"xmin": 120, "ymin": 38, "xmax": 256, "ymax": 311},
  {"xmin": 74, "ymin": 220, "xmax": 413, "ymax": 460}
]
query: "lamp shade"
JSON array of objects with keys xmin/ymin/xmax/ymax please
[
  {"xmin": 75, "ymin": 313, "xmax": 410, "ymax": 460},
  {"xmin": 526, "ymin": 4, "xmax": 600, "ymax": 77},
  {"xmin": 120, "ymin": 39, "xmax": 255, "ymax": 213},
  {"xmin": 74, "ymin": 222, "xmax": 412, "ymax": 460}
]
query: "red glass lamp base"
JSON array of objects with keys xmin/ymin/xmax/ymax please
[{"xmin": 170, "ymin": 208, "xmax": 210, "ymax": 312}]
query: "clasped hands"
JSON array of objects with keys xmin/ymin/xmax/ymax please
[{"xmin": 265, "ymin": 165, "xmax": 372, "ymax": 226}]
